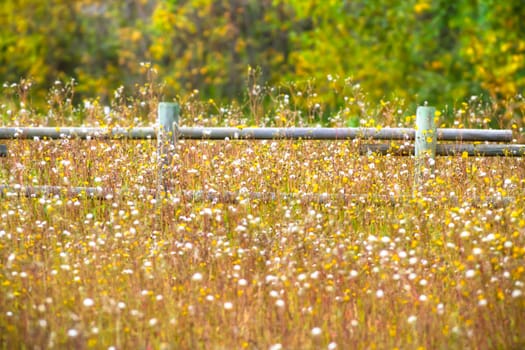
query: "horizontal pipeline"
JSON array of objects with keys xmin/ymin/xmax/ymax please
[
  {"xmin": 0, "ymin": 185, "xmax": 513, "ymax": 208},
  {"xmin": 2, "ymin": 141, "xmax": 522, "ymax": 157},
  {"xmin": 361, "ymin": 143, "xmax": 525, "ymax": 157},
  {"xmin": 177, "ymin": 127, "xmax": 513, "ymax": 142},
  {"xmin": 0, "ymin": 127, "xmax": 513, "ymax": 142},
  {"xmin": 0, "ymin": 127, "xmax": 155, "ymax": 140}
]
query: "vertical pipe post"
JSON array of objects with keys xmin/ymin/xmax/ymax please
[
  {"xmin": 414, "ymin": 106, "xmax": 437, "ymax": 189},
  {"xmin": 157, "ymin": 102, "xmax": 180, "ymax": 194}
]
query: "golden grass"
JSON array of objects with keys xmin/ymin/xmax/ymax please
[{"xmin": 1, "ymin": 135, "xmax": 524, "ymax": 349}]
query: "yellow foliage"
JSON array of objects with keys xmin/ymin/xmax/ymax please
[{"xmin": 0, "ymin": 0, "xmax": 523, "ymax": 124}]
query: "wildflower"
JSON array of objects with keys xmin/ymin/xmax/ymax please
[
  {"xmin": 465, "ymin": 270, "xmax": 476, "ymax": 278},
  {"xmin": 311, "ymin": 327, "xmax": 322, "ymax": 336},
  {"xmin": 511, "ymin": 290, "xmax": 522, "ymax": 298},
  {"xmin": 269, "ymin": 290, "xmax": 279, "ymax": 298},
  {"xmin": 407, "ymin": 315, "xmax": 417, "ymax": 324},
  {"xmin": 224, "ymin": 302, "xmax": 233, "ymax": 310},
  {"xmin": 484, "ymin": 233, "xmax": 495, "ymax": 242},
  {"xmin": 275, "ymin": 299, "xmax": 285, "ymax": 308},
  {"xmin": 328, "ymin": 342, "xmax": 337, "ymax": 349},
  {"xmin": 191, "ymin": 273, "xmax": 203, "ymax": 282},
  {"xmin": 67, "ymin": 329, "xmax": 79, "ymax": 337},
  {"xmin": 238, "ymin": 279, "xmax": 248, "ymax": 286},
  {"xmin": 376, "ymin": 289, "xmax": 384, "ymax": 298},
  {"xmin": 269, "ymin": 344, "xmax": 283, "ymax": 350},
  {"xmin": 83, "ymin": 298, "xmax": 94, "ymax": 307}
]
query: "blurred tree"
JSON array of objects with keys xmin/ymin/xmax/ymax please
[
  {"xmin": 0, "ymin": 0, "xmax": 155, "ymax": 102},
  {"xmin": 149, "ymin": 0, "xmax": 304, "ymax": 99},
  {"xmin": 0, "ymin": 0, "xmax": 523, "ymax": 125}
]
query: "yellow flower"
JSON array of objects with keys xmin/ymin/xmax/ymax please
[{"xmin": 414, "ymin": 1, "xmax": 431, "ymax": 14}]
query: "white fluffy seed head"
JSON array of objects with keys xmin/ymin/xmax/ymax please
[
  {"xmin": 191, "ymin": 272, "xmax": 203, "ymax": 282},
  {"xmin": 311, "ymin": 327, "xmax": 322, "ymax": 336}
]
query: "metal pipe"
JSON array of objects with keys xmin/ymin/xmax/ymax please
[
  {"xmin": 177, "ymin": 127, "xmax": 512, "ymax": 142},
  {"xmin": 0, "ymin": 127, "xmax": 513, "ymax": 142},
  {"xmin": 177, "ymin": 127, "xmax": 415, "ymax": 140},
  {"xmin": 0, "ymin": 127, "xmax": 156, "ymax": 140},
  {"xmin": 0, "ymin": 185, "xmax": 513, "ymax": 208},
  {"xmin": 361, "ymin": 143, "xmax": 525, "ymax": 157}
]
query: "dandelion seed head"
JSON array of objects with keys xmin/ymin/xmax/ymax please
[
  {"xmin": 275, "ymin": 299, "xmax": 285, "ymax": 308},
  {"xmin": 191, "ymin": 272, "xmax": 203, "ymax": 282},
  {"xmin": 311, "ymin": 327, "xmax": 322, "ymax": 336},
  {"xmin": 473, "ymin": 247, "xmax": 482, "ymax": 255},
  {"xmin": 437, "ymin": 303, "xmax": 444, "ymax": 315},
  {"xmin": 67, "ymin": 329, "xmax": 79, "ymax": 337},
  {"xmin": 238, "ymin": 278, "xmax": 248, "ymax": 286}
]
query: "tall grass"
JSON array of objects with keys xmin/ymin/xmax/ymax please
[{"xmin": 0, "ymin": 80, "xmax": 524, "ymax": 349}]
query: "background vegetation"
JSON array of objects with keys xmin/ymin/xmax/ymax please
[{"xmin": 1, "ymin": 0, "xmax": 525, "ymax": 126}]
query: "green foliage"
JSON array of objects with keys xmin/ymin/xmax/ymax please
[{"xmin": 0, "ymin": 0, "xmax": 524, "ymax": 126}]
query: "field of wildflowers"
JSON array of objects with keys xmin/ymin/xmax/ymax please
[{"xmin": 1, "ymin": 83, "xmax": 524, "ymax": 349}]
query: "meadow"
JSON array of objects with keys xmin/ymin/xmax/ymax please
[{"xmin": 1, "ymin": 86, "xmax": 525, "ymax": 349}]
